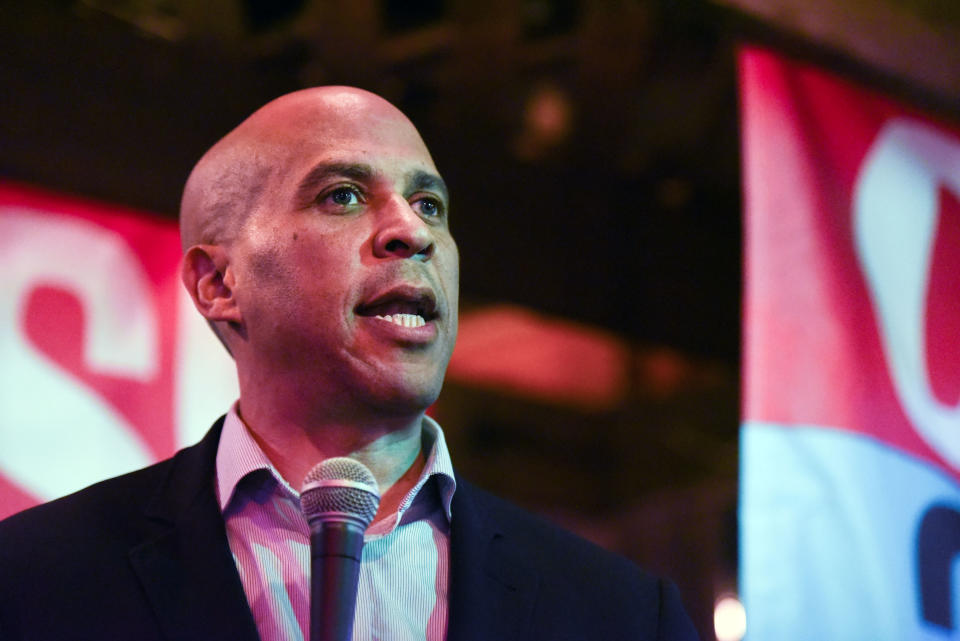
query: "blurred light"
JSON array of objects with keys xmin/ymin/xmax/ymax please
[
  {"xmin": 515, "ymin": 84, "xmax": 572, "ymax": 159},
  {"xmin": 714, "ymin": 595, "xmax": 746, "ymax": 641},
  {"xmin": 526, "ymin": 85, "xmax": 571, "ymax": 141},
  {"xmin": 637, "ymin": 347, "xmax": 691, "ymax": 398},
  {"xmin": 448, "ymin": 304, "xmax": 628, "ymax": 409}
]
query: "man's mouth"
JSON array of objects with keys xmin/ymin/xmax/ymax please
[{"xmin": 355, "ymin": 287, "xmax": 439, "ymax": 330}]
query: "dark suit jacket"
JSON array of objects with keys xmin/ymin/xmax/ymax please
[{"xmin": 0, "ymin": 419, "xmax": 698, "ymax": 641}]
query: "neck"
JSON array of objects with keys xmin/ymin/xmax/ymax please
[{"xmin": 236, "ymin": 394, "xmax": 429, "ymax": 523}]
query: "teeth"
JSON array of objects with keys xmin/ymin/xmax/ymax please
[{"xmin": 375, "ymin": 313, "xmax": 425, "ymax": 328}]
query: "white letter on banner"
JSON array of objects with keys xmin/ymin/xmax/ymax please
[
  {"xmin": 0, "ymin": 208, "xmax": 153, "ymax": 500},
  {"xmin": 854, "ymin": 117, "xmax": 960, "ymax": 469}
]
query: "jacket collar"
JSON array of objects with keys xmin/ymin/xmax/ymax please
[
  {"xmin": 447, "ymin": 478, "xmax": 541, "ymax": 641},
  {"xmin": 128, "ymin": 417, "xmax": 261, "ymax": 641}
]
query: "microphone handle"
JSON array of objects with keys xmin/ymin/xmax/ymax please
[{"xmin": 310, "ymin": 521, "xmax": 365, "ymax": 641}]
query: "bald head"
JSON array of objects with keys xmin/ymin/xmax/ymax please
[
  {"xmin": 179, "ymin": 87, "xmax": 431, "ymax": 251},
  {"xmin": 178, "ymin": 84, "xmax": 458, "ymax": 418}
]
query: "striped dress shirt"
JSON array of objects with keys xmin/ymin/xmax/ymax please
[{"xmin": 215, "ymin": 405, "xmax": 457, "ymax": 641}]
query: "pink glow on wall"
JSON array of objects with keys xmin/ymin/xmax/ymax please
[{"xmin": 448, "ymin": 305, "xmax": 630, "ymax": 409}]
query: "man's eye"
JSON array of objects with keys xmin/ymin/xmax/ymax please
[
  {"xmin": 413, "ymin": 197, "xmax": 444, "ymax": 218},
  {"xmin": 324, "ymin": 187, "xmax": 361, "ymax": 207}
]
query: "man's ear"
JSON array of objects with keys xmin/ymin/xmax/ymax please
[{"xmin": 181, "ymin": 245, "xmax": 242, "ymax": 324}]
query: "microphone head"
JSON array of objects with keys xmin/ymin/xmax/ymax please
[{"xmin": 300, "ymin": 457, "xmax": 381, "ymax": 530}]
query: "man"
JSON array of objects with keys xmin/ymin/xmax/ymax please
[{"xmin": 0, "ymin": 87, "xmax": 698, "ymax": 640}]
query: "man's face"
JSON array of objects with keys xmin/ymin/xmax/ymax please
[{"xmin": 225, "ymin": 91, "xmax": 459, "ymax": 414}]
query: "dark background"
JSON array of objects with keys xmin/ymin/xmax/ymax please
[{"xmin": 3, "ymin": 1, "xmax": 959, "ymax": 638}]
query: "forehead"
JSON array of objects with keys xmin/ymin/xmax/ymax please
[{"xmin": 251, "ymin": 91, "xmax": 438, "ymax": 179}]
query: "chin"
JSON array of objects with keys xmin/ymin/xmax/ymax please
[
  {"xmin": 386, "ymin": 383, "xmax": 443, "ymax": 415},
  {"xmin": 364, "ymin": 371, "xmax": 445, "ymax": 416}
]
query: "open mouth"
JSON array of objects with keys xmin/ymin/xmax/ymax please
[{"xmin": 355, "ymin": 287, "xmax": 439, "ymax": 329}]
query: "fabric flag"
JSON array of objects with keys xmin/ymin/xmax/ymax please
[
  {"xmin": 0, "ymin": 182, "xmax": 237, "ymax": 520},
  {"xmin": 740, "ymin": 46, "xmax": 960, "ymax": 639}
]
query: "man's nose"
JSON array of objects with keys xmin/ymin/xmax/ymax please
[{"xmin": 372, "ymin": 196, "xmax": 435, "ymax": 262}]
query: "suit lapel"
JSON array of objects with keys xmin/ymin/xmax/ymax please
[
  {"xmin": 128, "ymin": 419, "xmax": 260, "ymax": 641},
  {"xmin": 447, "ymin": 479, "xmax": 540, "ymax": 641}
]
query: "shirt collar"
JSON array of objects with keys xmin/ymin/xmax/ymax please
[
  {"xmin": 215, "ymin": 402, "xmax": 292, "ymax": 512},
  {"xmin": 215, "ymin": 403, "xmax": 457, "ymax": 524},
  {"xmin": 395, "ymin": 413, "xmax": 457, "ymax": 525}
]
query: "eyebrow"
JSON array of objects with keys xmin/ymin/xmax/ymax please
[
  {"xmin": 294, "ymin": 163, "xmax": 374, "ymax": 205},
  {"xmin": 293, "ymin": 162, "xmax": 449, "ymax": 206},
  {"xmin": 409, "ymin": 170, "xmax": 449, "ymax": 204}
]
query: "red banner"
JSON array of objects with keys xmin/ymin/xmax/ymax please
[
  {"xmin": 740, "ymin": 46, "xmax": 960, "ymax": 638},
  {"xmin": 0, "ymin": 182, "xmax": 237, "ymax": 519},
  {"xmin": 742, "ymin": 48, "xmax": 960, "ymax": 476}
]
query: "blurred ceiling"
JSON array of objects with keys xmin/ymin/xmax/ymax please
[{"xmin": 1, "ymin": 0, "xmax": 745, "ymax": 362}]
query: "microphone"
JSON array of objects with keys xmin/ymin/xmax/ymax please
[{"xmin": 300, "ymin": 457, "xmax": 381, "ymax": 641}]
